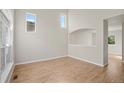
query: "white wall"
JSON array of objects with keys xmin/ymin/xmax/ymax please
[
  {"xmin": 108, "ymin": 30, "xmax": 122, "ymax": 55},
  {"xmin": 15, "ymin": 9, "xmax": 68, "ymax": 64},
  {"xmin": 14, "ymin": 9, "xmax": 124, "ymax": 66},
  {"xmin": 68, "ymin": 9, "xmax": 124, "ymax": 66}
]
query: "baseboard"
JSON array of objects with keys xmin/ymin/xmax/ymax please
[
  {"xmin": 68, "ymin": 55, "xmax": 104, "ymax": 67},
  {"xmin": 15, "ymin": 55, "xmax": 67, "ymax": 66}
]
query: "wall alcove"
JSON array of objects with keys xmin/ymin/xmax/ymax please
[{"xmin": 69, "ymin": 28, "xmax": 96, "ymax": 47}]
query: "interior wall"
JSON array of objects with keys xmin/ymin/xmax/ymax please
[
  {"xmin": 108, "ymin": 30, "xmax": 122, "ymax": 55},
  {"xmin": 14, "ymin": 9, "xmax": 124, "ymax": 66},
  {"xmin": 15, "ymin": 9, "xmax": 68, "ymax": 64},
  {"xmin": 68, "ymin": 9, "xmax": 124, "ymax": 66}
]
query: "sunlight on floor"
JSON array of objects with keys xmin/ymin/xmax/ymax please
[
  {"xmin": 109, "ymin": 54, "xmax": 122, "ymax": 60},
  {"xmin": 114, "ymin": 55, "xmax": 122, "ymax": 60}
]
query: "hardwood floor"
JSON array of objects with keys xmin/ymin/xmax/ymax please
[{"xmin": 11, "ymin": 55, "xmax": 124, "ymax": 83}]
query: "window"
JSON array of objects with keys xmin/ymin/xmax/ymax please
[
  {"xmin": 60, "ymin": 15, "xmax": 66, "ymax": 28},
  {"xmin": 108, "ymin": 35, "xmax": 115, "ymax": 45},
  {"xmin": 26, "ymin": 13, "xmax": 36, "ymax": 32}
]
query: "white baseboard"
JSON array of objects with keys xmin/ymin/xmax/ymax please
[
  {"xmin": 16, "ymin": 55, "xmax": 104, "ymax": 67},
  {"xmin": 68, "ymin": 55, "xmax": 104, "ymax": 67},
  {"xmin": 15, "ymin": 55, "xmax": 67, "ymax": 66}
]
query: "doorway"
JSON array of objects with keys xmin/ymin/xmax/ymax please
[{"xmin": 104, "ymin": 14, "xmax": 124, "ymax": 66}]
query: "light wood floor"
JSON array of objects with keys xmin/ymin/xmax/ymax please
[{"xmin": 11, "ymin": 55, "xmax": 124, "ymax": 83}]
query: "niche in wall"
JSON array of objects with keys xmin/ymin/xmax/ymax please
[{"xmin": 69, "ymin": 28, "xmax": 96, "ymax": 46}]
